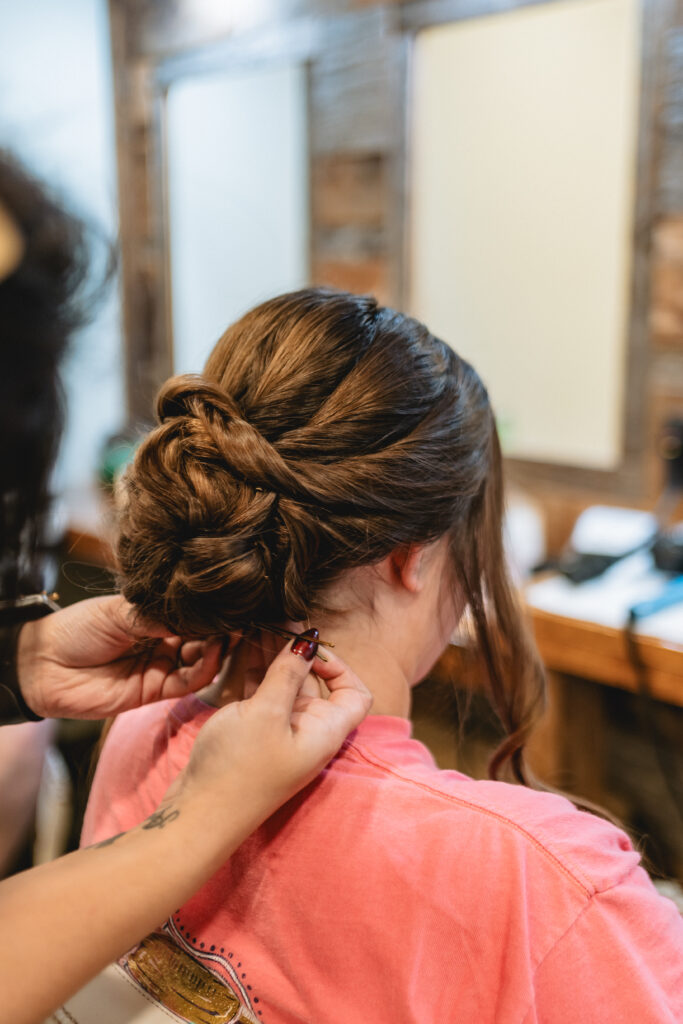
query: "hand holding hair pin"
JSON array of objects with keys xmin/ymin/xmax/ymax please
[{"xmin": 252, "ymin": 622, "xmax": 334, "ymax": 661}]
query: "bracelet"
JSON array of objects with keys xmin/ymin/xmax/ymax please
[
  {"xmin": 0, "ymin": 592, "xmax": 61, "ymax": 724},
  {"xmin": 0, "ymin": 623, "xmax": 44, "ymax": 722}
]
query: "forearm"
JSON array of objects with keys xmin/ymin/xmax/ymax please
[{"xmin": 0, "ymin": 784, "xmax": 262, "ymax": 1024}]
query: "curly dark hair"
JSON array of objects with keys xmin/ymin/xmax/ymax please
[{"xmin": 0, "ymin": 151, "xmax": 91, "ymax": 600}]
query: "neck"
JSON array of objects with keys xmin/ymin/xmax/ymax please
[
  {"xmin": 201, "ymin": 613, "xmax": 412, "ymax": 719},
  {"xmin": 317, "ymin": 613, "xmax": 412, "ymax": 719}
]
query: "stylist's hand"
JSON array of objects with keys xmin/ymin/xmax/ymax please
[
  {"xmin": 15, "ymin": 596, "xmax": 223, "ymax": 720},
  {"xmin": 176, "ymin": 636, "xmax": 373, "ymax": 829}
]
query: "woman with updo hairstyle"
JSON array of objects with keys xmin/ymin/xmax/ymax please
[{"xmin": 85, "ymin": 289, "xmax": 682, "ymax": 1023}]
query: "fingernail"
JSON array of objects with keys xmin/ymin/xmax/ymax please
[{"xmin": 291, "ymin": 627, "xmax": 319, "ymax": 661}]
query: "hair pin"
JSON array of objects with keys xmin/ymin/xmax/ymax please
[{"xmin": 251, "ymin": 622, "xmax": 334, "ymax": 661}]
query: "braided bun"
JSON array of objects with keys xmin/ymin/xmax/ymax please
[
  {"xmin": 118, "ymin": 288, "xmax": 492, "ymax": 640},
  {"xmin": 119, "ymin": 376, "xmax": 302, "ymax": 636}
]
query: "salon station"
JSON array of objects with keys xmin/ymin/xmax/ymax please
[{"xmin": 1, "ymin": 0, "xmax": 682, "ymax": 910}]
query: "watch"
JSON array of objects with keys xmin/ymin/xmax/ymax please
[{"xmin": 0, "ymin": 592, "xmax": 61, "ymax": 723}]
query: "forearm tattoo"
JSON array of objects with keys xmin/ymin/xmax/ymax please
[
  {"xmin": 92, "ymin": 831, "xmax": 125, "ymax": 848},
  {"xmin": 142, "ymin": 805, "xmax": 180, "ymax": 831},
  {"xmin": 89, "ymin": 803, "xmax": 180, "ymax": 849}
]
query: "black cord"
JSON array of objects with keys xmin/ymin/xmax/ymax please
[{"xmin": 624, "ymin": 610, "xmax": 683, "ymax": 831}]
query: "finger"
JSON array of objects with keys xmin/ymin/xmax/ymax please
[
  {"xmin": 251, "ymin": 637, "xmax": 320, "ymax": 715},
  {"xmin": 173, "ymin": 642, "xmax": 223, "ymax": 694},
  {"xmin": 137, "ymin": 636, "xmax": 181, "ymax": 663},
  {"xmin": 136, "ymin": 641, "xmax": 224, "ymax": 705},
  {"xmin": 180, "ymin": 640, "xmax": 206, "ymax": 666},
  {"xmin": 166, "ymin": 636, "xmax": 183, "ymax": 655},
  {"xmin": 311, "ymin": 646, "xmax": 371, "ymax": 698},
  {"xmin": 308, "ymin": 647, "xmax": 373, "ymax": 723}
]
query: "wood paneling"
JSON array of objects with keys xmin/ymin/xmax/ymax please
[
  {"xmin": 308, "ymin": 9, "xmax": 401, "ymax": 155},
  {"xmin": 108, "ymin": 4, "xmax": 173, "ymax": 422},
  {"xmin": 658, "ymin": 26, "xmax": 683, "ymax": 214}
]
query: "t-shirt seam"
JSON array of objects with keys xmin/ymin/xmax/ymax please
[
  {"xmin": 515, "ymin": 865, "xmax": 658, "ymax": 1024},
  {"xmin": 345, "ymin": 738, "xmax": 595, "ymax": 898},
  {"xmin": 516, "ymin": 896, "xmax": 596, "ymax": 1024}
]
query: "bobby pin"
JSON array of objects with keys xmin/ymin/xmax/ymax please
[{"xmin": 252, "ymin": 622, "xmax": 334, "ymax": 661}]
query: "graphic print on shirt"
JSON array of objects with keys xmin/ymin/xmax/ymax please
[{"xmin": 119, "ymin": 918, "xmax": 262, "ymax": 1024}]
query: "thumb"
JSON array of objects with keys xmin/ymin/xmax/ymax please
[{"xmin": 310, "ymin": 646, "xmax": 373, "ymax": 726}]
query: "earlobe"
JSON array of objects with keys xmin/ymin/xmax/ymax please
[{"xmin": 390, "ymin": 545, "xmax": 425, "ymax": 594}]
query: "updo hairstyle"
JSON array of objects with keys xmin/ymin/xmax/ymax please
[{"xmin": 117, "ymin": 288, "xmax": 545, "ymax": 782}]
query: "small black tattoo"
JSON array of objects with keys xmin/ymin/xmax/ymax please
[
  {"xmin": 141, "ymin": 805, "xmax": 180, "ymax": 831},
  {"xmin": 91, "ymin": 831, "xmax": 125, "ymax": 849},
  {"xmin": 88, "ymin": 804, "xmax": 179, "ymax": 850}
]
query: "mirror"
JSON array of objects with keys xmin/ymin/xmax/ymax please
[
  {"xmin": 409, "ymin": 0, "xmax": 641, "ymax": 469},
  {"xmin": 165, "ymin": 60, "xmax": 309, "ymax": 374}
]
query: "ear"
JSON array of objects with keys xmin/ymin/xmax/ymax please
[{"xmin": 389, "ymin": 545, "xmax": 426, "ymax": 594}]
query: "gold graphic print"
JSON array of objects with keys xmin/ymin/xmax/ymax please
[{"xmin": 123, "ymin": 933, "xmax": 258, "ymax": 1024}]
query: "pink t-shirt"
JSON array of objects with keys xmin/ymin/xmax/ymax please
[{"xmin": 83, "ymin": 695, "xmax": 683, "ymax": 1024}]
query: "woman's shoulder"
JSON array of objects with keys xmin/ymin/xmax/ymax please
[
  {"xmin": 442, "ymin": 774, "xmax": 639, "ymax": 897},
  {"xmin": 328, "ymin": 725, "xmax": 683, "ymax": 1015},
  {"xmin": 343, "ymin": 724, "xmax": 640, "ymax": 901}
]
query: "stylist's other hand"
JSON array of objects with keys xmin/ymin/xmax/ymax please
[
  {"xmin": 178, "ymin": 637, "xmax": 373, "ymax": 826},
  {"xmin": 15, "ymin": 596, "xmax": 223, "ymax": 719}
]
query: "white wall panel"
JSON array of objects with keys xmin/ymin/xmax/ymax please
[
  {"xmin": 410, "ymin": 0, "xmax": 640, "ymax": 468},
  {"xmin": 166, "ymin": 62, "xmax": 309, "ymax": 375}
]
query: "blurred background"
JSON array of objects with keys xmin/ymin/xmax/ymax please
[{"xmin": 1, "ymin": 0, "xmax": 682, "ymax": 895}]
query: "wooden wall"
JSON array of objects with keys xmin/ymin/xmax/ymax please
[{"xmin": 108, "ymin": 0, "xmax": 683, "ymax": 553}]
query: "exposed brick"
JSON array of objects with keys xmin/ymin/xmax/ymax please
[
  {"xmin": 311, "ymin": 257, "xmax": 390, "ymax": 303},
  {"xmin": 651, "ymin": 216, "xmax": 683, "ymax": 346}
]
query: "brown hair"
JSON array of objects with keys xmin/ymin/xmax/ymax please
[{"xmin": 117, "ymin": 288, "xmax": 545, "ymax": 783}]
